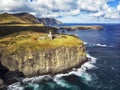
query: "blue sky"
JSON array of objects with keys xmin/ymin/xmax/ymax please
[{"xmin": 0, "ymin": 0, "xmax": 120, "ymax": 23}]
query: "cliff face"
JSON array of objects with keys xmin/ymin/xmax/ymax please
[
  {"xmin": 0, "ymin": 45, "xmax": 86, "ymax": 77},
  {"xmin": 38, "ymin": 18, "xmax": 62, "ymax": 26},
  {"xmin": 0, "ymin": 32, "xmax": 86, "ymax": 77}
]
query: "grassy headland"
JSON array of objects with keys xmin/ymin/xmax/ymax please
[{"xmin": 0, "ymin": 31, "xmax": 83, "ymax": 54}]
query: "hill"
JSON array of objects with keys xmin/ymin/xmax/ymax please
[
  {"xmin": 13, "ymin": 12, "xmax": 40, "ymax": 23},
  {"xmin": 0, "ymin": 13, "xmax": 40, "ymax": 24},
  {"xmin": 0, "ymin": 13, "xmax": 62, "ymax": 25}
]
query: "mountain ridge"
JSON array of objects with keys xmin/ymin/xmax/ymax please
[{"xmin": 0, "ymin": 12, "xmax": 62, "ymax": 25}]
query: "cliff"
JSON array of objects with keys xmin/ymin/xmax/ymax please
[
  {"xmin": 38, "ymin": 18, "xmax": 62, "ymax": 26},
  {"xmin": 0, "ymin": 31, "xmax": 86, "ymax": 77}
]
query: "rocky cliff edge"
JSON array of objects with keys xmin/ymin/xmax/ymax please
[{"xmin": 0, "ymin": 31, "xmax": 87, "ymax": 77}]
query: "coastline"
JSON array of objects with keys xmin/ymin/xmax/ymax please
[
  {"xmin": 0, "ymin": 57, "xmax": 88, "ymax": 89},
  {"xmin": 0, "ymin": 32, "xmax": 87, "ymax": 87},
  {"xmin": 7, "ymin": 53, "xmax": 95, "ymax": 90}
]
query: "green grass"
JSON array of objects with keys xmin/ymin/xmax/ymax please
[
  {"xmin": 0, "ymin": 13, "xmax": 26, "ymax": 24},
  {"xmin": 0, "ymin": 13, "xmax": 42, "ymax": 24},
  {"xmin": 0, "ymin": 23, "xmax": 44, "ymax": 27},
  {"xmin": 0, "ymin": 31, "xmax": 83, "ymax": 54}
]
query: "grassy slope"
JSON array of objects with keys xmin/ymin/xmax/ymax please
[
  {"xmin": 0, "ymin": 13, "xmax": 40, "ymax": 24},
  {"xmin": 0, "ymin": 31, "xmax": 83, "ymax": 54},
  {"xmin": 0, "ymin": 23, "xmax": 44, "ymax": 27},
  {"xmin": 0, "ymin": 13, "xmax": 26, "ymax": 24}
]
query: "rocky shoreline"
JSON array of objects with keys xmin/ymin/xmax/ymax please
[
  {"xmin": 0, "ymin": 32, "xmax": 87, "ymax": 88},
  {"xmin": 0, "ymin": 58, "xmax": 88, "ymax": 90}
]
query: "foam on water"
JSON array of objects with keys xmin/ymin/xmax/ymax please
[
  {"xmin": 8, "ymin": 82, "xmax": 24, "ymax": 90},
  {"xmin": 53, "ymin": 53, "xmax": 97, "ymax": 87},
  {"xmin": 54, "ymin": 78, "xmax": 70, "ymax": 88},
  {"xmin": 84, "ymin": 42, "xmax": 113, "ymax": 47},
  {"xmin": 8, "ymin": 54, "xmax": 97, "ymax": 90},
  {"xmin": 84, "ymin": 41, "xmax": 88, "ymax": 45},
  {"xmin": 22, "ymin": 75, "xmax": 52, "ymax": 83},
  {"xmin": 8, "ymin": 75, "xmax": 52, "ymax": 90},
  {"xmin": 81, "ymin": 72, "xmax": 92, "ymax": 81}
]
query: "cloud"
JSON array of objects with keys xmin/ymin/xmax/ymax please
[
  {"xmin": 90, "ymin": 2, "xmax": 120, "ymax": 20},
  {"xmin": 117, "ymin": 4, "xmax": 120, "ymax": 11},
  {"xmin": 0, "ymin": 0, "xmax": 30, "ymax": 12},
  {"xmin": 77, "ymin": 0, "xmax": 108, "ymax": 12},
  {"xmin": 0, "ymin": 0, "xmax": 120, "ymax": 23}
]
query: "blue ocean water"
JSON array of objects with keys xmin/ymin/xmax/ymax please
[{"xmin": 8, "ymin": 24, "xmax": 120, "ymax": 90}]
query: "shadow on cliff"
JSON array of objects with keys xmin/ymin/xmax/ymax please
[
  {"xmin": 0, "ymin": 60, "xmax": 25, "ymax": 85},
  {"xmin": 0, "ymin": 26, "xmax": 58, "ymax": 37}
]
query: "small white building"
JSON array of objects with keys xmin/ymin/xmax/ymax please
[{"xmin": 48, "ymin": 30, "xmax": 54, "ymax": 39}]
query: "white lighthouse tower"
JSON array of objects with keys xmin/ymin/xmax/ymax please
[{"xmin": 48, "ymin": 30, "xmax": 53, "ymax": 39}]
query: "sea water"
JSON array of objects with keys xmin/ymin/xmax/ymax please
[{"xmin": 8, "ymin": 23, "xmax": 120, "ymax": 90}]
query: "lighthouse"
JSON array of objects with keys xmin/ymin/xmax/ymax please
[{"xmin": 48, "ymin": 30, "xmax": 54, "ymax": 39}]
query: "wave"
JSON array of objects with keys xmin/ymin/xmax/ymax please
[
  {"xmin": 8, "ymin": 82, "xmax": 24, "ymax": 90},
  {"xmin": 83, "ymin": 41, "xmax": 88, "ymax": 45},
  {"xmin": 84, "ymin": 42, "xmax": 113, "ymax": 47},
  {"xmin": 8, "ymin": 54, "xmax": 97, "ymax": 90},
  {"xmin": 53, "ymin": 54, "xmax": 97, "ymax": 87}
]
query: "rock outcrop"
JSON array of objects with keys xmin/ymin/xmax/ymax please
[
  {"xmin": 0, "ymin": 32, "xmax": 87, "ymax": 77},
  {"xmin": 0, "ymin": 79, "xmax": 3, "ymax": 85},
  {"xmin": 0, "ymin": 45, "xmax": 86, "ymax": 77},
  {"xmin": 38, "ymin": 18, "xmax": 62, "ymax": 26}
]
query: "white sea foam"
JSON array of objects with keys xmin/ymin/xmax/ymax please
[
  {"xmin": 81, "ymin": 72, "xmax": 92, "ymax": 81},
  {"xmin": 84, "ymin": 41, "xmax": 88, "ymax": 45},
  {"xmin": 8, "ymin": 82, "xmax": 24, "ymax": 90},
  {"xmin": 8, "ymin": 53, "xmax": 97, "ymax": 90},
  {"xmin": 54, "ymin": 78, "xmax": 70, "ymax": 88},
  {"xmin": 8, "ymin": 75, "xmax": 52, "ymax": 90},
  {"xmin": 53, "ymin": 53, "xmax": 97, "ymax": 87},
  {"xmin": 84, "ymin": 41, "xmax": 113, "ymax": 47},
  {"xmin": 96, "ymin": 44, "xmax": 107, "ymax": 47},
  {"xmin": 22, "ymin": 75, "xmax": 52, "ymax": 83},
  {"xmin": 92, "ymin": 43, "xmax": 104, "ymax": 47}
]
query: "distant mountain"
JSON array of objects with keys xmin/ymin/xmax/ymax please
[
  {"xmin": 38, "ymin": 18, "xmax": 62, "ymax": 26},
  {"xmin": 13, "ymin": 12, "xmax": 40, "ymax": 23},
  {"xmin": 0, "ymin": 13, "xmax": 62, "ymax": 25},
  {"xmin": 0, "ymin": 13, "xmax": 40, "ymax": 24}
]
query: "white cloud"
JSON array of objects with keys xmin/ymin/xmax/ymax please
[
  {"xmin": 77, "ymin": 0, "xmax": 108, "ymax": 11},
  {"xmin": 117, "ymin": 4, "xmax": 120, "ymax": 11},
  {"xmin": 0, "ymin": 0, "xmax": 120, "ymax": 22},
  {"xmin": 0, "ymin": 0, "xmax": 29, "ymax": 12},
  {"xmin": 90, "ymin": 3, "xmax": 120, "ymax": 20},
  {"xmin": 90, "ymin": 11, "xmax": 104, "ymax": 17}
]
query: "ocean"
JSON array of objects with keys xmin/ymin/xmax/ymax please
[{"xmin": 8, "ymin": 23, "xmax": 120, "ymax": 90}]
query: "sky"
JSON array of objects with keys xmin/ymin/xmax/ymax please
[{"xmin": 0, "ymin": 0, "xmax": 120, "ymax": 23}]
